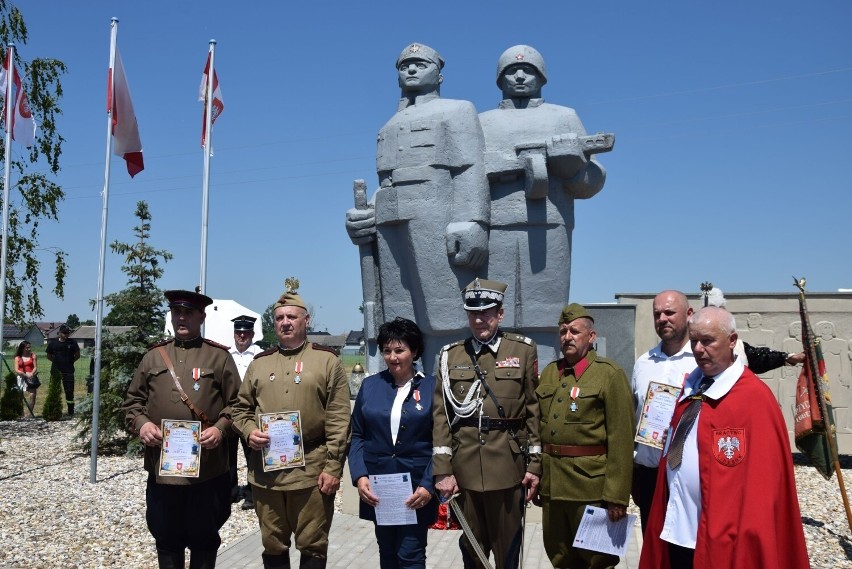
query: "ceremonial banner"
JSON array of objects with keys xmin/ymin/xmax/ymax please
[{"xmin": 109, "ymin": 47, "xmax": 144, "ymax": 177}]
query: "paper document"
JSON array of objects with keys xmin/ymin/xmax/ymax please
[
  {"xmin": 635, "ymin": 381, "xmax": 681, "ymax": 449},
  {"xmin": 371, "ymin": 472, "xmax": 417, "ymax": 526},
  {"xmin": 260, "ymin": 411, "xmax": 306, "ymax": 472},
  {"xmin": 572, "ymin": 506, "xmax": 637, "ymax": 557},
  {"xmin": 158, "ymin": 420, "xmax": 201, "ymax": 478}
]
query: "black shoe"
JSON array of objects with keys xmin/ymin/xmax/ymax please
[
  {"xmin": 231, "ymin": 485, "xmax": 243, "ymax": 503},
  {"xmin": 241, "ymin": 496, "xmax": 254, "ymax": 510},
  {"xmin": 157, "ymin": 548, "xmax": 185, "ymax": 569}
]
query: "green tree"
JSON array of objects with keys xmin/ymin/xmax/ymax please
[
  {"xmin": 0, "ymin": 2, "xmax": 68, "ymax": 324},
  {"xmin": 77, "ymin": 201, "xmax": 171, "ymax": 454},
  {"xmin": 66, "ymin": 313, "xmax": 79, "ymax": 328},
  {"xmin": 41, "ymin": 367, "xmax": 63, "ymax": 421},
  {"xmin": 0, "ymin": 372, "xmax": 23, "ymax": 419}
]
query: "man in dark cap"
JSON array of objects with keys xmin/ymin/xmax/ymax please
[
  {"xmin": 46, "ymin": 323, "xmax": 81, "ymax": 416},
  {"xmin": 232, "ymin": 281, "xmax": 351, "ymax": 569},
  {"xmin": 123, "ymin": 289, "xmax": 241, "ymax": 569},
  {"xmin": 535, "ymin": 304, "xmax": 634, "ymax": 568},
  {"xmin": 228, "ymin": 314, "xmax": 262, "ymax": 510},
  {"xmin": 433, "ymin": 278, "xmax": 541, "ymax": 569}
]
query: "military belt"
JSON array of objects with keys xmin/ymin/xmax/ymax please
[
  {"xmin": 543, "ymin": 443, "xmax": 607, "ymax": 457},
  {"xmin": 455, "ymin": 416, "xmax": 524, "ymax": 432}
]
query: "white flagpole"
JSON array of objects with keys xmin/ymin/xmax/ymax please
[
  {"xmin": 0, "ymin": 44, "xmax": 16, "ymax": 364},
  {"xmin": 90, "ymin": 17, "xmax": 118, "ymax": 483},
  {"xmin": 199, "ymin": 39, "xmax": 216, "ymax": 296}
]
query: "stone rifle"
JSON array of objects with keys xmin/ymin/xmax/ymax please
[{"xmin": 352, "ymin": 180, "xmax": 383, "ymax": 350}]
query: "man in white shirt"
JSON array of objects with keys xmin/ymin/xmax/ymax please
[
  {"xmin": 229, "ymin": 315, "xmax": 263, "ymax": 510},
  {"xmin": 631, "ymin": 290, "xmax": 696, "ymax": 532}
]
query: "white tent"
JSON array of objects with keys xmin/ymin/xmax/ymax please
[{"xmin": 164, "ymin": 298, "xmax": 262, "ymax": 348}]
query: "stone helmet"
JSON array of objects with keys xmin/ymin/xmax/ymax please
[
  {"xmin": 397, "ymin": 43, "xmax": 445, "ymax": 70},
  {"xmin": 496, "ymin": 45, "xmax": 547, "ymax": 87}
]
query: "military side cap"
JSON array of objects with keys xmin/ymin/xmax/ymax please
[
  {"xmin": 463, "ymin": 278, "xmax": 507, "ymax": 311},
  {"xmin": 232, "ymin": 315, "xmax": 257, "ymax": 331},
  {"xmin": 165, "ymin": 290, "xmax": 213, "ymax": 312},
  {"xmin": 397, "ymin": 43, "xmax": 444, "ymax": 69},
  {"xmin": 273, "ymin": 277, "xmax": 308, "ymax": 311},
  {"xmin": 559, "ymin": 303, "xmax": 594, "ymax": 325}
]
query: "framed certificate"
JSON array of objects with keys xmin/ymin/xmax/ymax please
[
  {"xmin": 259, "ymin": 411, "xmax": 306, "ymax": 472},
  {"xmin": 635, "ymin": 382, "xmax": 681, "ymax": 449},
  {"xmin": 158, "ymin": 419, "xmax": 202, "ymax": 478}
]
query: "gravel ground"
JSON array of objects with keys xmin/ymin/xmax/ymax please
[{"xmin": 1, "ymin": 419, "xmax": 851, "ymax": 568}]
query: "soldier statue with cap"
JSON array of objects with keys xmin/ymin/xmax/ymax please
[
  {"xmin": 433, "ymin": 278, "xmax": 541, "ymax": 569},
  {"xmin": 229, "ymin": 314, "xmax": 263, "ymax": 510},
  {"xmin": 479, "ymin": 45, "xmax": 613, "ymax": 368},
  {"xmin": 232, "ymin": 279, "xmax": 351, "ymax": 569},
  {"xmin": 535, "ymin": 303, "xmax": 634, "ymax": 568},
  {"xmin": 345, "ymin": 43, "xmax": 490, "ymax": 371},
  {"xmin": 122, "ymin": 289, "xmax": 242, "ymax": 569}
]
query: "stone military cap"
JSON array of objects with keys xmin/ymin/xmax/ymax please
[
  {"xmin": 559, "ymin": 303, "xmax": 594, "ymax": 325},
  {"xmin": 165, "ymin": 289, "xmax": 214, "ymax": 312},
  {"xmin": 273, "ymin": 277, "xmax": 308, "ymax": 311},
  {"xmin": 231, "ymin": 315, "xmax": 257, "ymax": 332},
  {"xmin": 397, "ymin": 43, "xmax": 445, "ymax": 70},
  {"xmin": 463, "ymin": 278, "xmax": 508, "ymax": 311}
]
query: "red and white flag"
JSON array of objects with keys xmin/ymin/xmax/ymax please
[
  {"xmin": 198, "ymin": 51, "xmax": 224, "ymax": 148},
  {"xmin": 0, "ymin": 50, "xmax": 37, "ymax": 147},
  {"xmin": 108, "ymin": 47, "xmax": 144, "ymax": 177}
]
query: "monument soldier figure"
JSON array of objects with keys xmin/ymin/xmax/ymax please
[
  {"xmin": 346, "ymin": 43, "xmax": 490, "ymax": 372},
  {"xmin": 479, "ymin": 45, "xmax": 613, "ymax": 367},
  {"xmin": 433, "ymin": 278, "xmax": 541, "ymax": 569}
]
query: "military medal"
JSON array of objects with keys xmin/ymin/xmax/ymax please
[
  {"xmin": 570, "ymin": 386, "xmax": 580, "ymax": 412},
  {"xmin": 294, "ymin": 361, "xmax": 303, "ymax": 384},
  {"xmin": 192, "ymin": 368, "xmax": 201, "ymax": 391},
  {"xmin": 414, "ymin": 389, "xmax": 422, "ymax": 411},
  {"xmin": 269, "ymin": 373, "xmax": 275, "ymax": 382}
]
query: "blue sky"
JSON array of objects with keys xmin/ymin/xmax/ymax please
[{"xmin": 11, "ymin": 0, "xmax": 852, "ymax": 334}]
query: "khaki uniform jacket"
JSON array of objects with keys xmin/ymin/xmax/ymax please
[
  {"xmin": 232, "ymin": 342, "xmax": 351, "ymax": 491},
  {"xmin": 433, "ymin": 332, "xmax": 541, "ymax": 492},
  {"xmin": 536, "ymin": 350, "xmax": 634, "ymax": 505},
  {"xmin": 123, "ymin": 337, "xmax": 241, "ymax": 485}
]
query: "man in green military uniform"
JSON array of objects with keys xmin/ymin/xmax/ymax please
[
  {"xmin": 232, "ymin": 282, "xmax": 351, "ymax": 569},
  {"xmin": 535, "ymin": 304, "xmax": 634, "ymax": 568},
  {"xmin": 433, "ymin": 278, "xmax": 541, "ymax": 569},
  {"xmin": 123, "ymin": 289, "xmax": 241, "ymax": 569}
]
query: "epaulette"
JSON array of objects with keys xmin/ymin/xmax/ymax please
[
  {"xmin": 502, "ymin": 332, "xmax": 533, "ymax": 345},
  {"xmin": 202, "ymin": 338, "xmax": 230, "ymax": 351},
  {"xmin": 441, "ymin": 339, "xmax": 466, "ymax": 353},
  {"xmin": 146, "ymin": 338, "xmax": 173, "ymax": 351},
  {"xmin": 254, "ymin": 347, "xmax": 278, "ymax": 359},
  {"xmin": 312, "ymin": 343, "xmax": 339, "ymax": 356}
]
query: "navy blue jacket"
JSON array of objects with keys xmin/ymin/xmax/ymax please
[{"xmin": 349, "ymin": 370, "xmax": 437, "ymax": 525}]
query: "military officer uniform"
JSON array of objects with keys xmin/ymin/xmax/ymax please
[
  {"xmin": 231, "ymin": 290, "xmax": 351, "ymax": 569},
  {"xmin": 433, "ymin": 279, "xmax": 541, "ymax": 569},
  {"xmin": 535, "ymin": 304, "xmax": 634, "ymax": 568},
  {"xmin": 123, "ymin": 290, "xmax": 241, "ymax": 569}
]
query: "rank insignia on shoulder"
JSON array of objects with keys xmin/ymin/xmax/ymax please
[{"xmin": 496, "ymin": 357, "xmax": 521, "ymax": 368}]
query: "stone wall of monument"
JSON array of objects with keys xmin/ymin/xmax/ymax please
[{"xmin": 616, "ymin": 291, "xmax": 852, "ymax": 454}]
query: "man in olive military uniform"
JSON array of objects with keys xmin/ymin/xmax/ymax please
[
  {"xmin": 123, "ymin": 290, "xmax": 241, "ymax": 569},
  {"xmin": 535, "ymin": 304, "xmax": 634, "ymax": 568},
  {"xmin": 232, "ymin": 284, "xmax": 351, "ymax": 569},
  {"xmin": 433, "ymin": 278, "xmax": 541, "ymax": 569}
]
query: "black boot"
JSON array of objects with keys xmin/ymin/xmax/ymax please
[
  {"xmin": 188, "ymin": 549, "xmax": 218, "ymax": 569},
  {"xmin": 299, "ymin": 555, "xmax": 326, "ymax": 569},
  {"xmin": 157, "ymin": 548, "xmax": 185, "ymax": 569},
  {"xmin": 262, "ymin": 552, "xmax": 291, "ymax": 569},
  {"xmin": 241, "ymin": 485, "xmax": 254, "ymax": 510},
  {"xmin": 67, "ymin": 403, "xmax": 75, "ymax": 416}
]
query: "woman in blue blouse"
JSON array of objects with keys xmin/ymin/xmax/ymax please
[{"xmin": 349, "ymin": 317, "xmax": 437, "ymax": 569}]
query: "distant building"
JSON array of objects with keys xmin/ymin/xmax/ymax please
[
  {"xmin": 342, "ymin": 330, "xmax": 364, "ymax": 356},
  {"xmin": 307, "ymin": 333, "xmax": 346, "ymax": 352},
  {"xmin": 2, "ymin": 325, "xmax": 44, "ymax": 349},
  {"xmin": 70, "ymin": 326, "xmax": 135, "ymax": 350}
]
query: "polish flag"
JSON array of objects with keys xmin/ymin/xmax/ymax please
[
  {"xmin": 198, "ymin": 52, "xmax": 224, "ymax": 148},
  {"xmin": 0, "ymin": 50, "xmax": 37, "ymax": 147},
  {"xmin": 108, "ymin": 47, "xmax": 144, "ymax": 177}
]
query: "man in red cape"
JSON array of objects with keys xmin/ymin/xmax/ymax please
[{"xmin": 640, "ymin": 306, "xmax": 810, "ymax": 568}]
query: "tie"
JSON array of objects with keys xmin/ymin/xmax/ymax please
[{"xmin": 667, "ymin": 376, "xmax": 714, "ymax": 469}]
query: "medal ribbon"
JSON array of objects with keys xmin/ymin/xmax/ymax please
[
  {"xmin": 295, "ymin": 361, "xmax": 303, "ymax": 374},
  {"xmin": 570, "ymin": 386, "xmax": 580, "ymax": 401}
]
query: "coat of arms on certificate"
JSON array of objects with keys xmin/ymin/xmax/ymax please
[
  {"xmin": 259, "ymin": 411, "xmax": 306, "ymax": 472},
  {"xmin": 635, "ymin": 382, "xmax": 681, "ymax": 450},
  {"xmin": 159, "ymin": 419, "xmax": 201, "ymax": 477}
]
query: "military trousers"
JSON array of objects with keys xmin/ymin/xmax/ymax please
[
  {"xmin": 457, "ymin": 485, "xmax": 524, "ymax": 569},
  {"xmin": 145, "ymin": 471, "xmax": 231, "ymax": 553},
  {"xmin": 253, "ymin": 484, "xmax": 334, "ymax": 558},
  {"xmin": 542, "ymin": 499, "xmax": 619, "ymax": 568}
]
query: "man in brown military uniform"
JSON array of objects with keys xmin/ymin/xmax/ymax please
[
  {"xmin": 232, "ymin": 283, "xmax": 351, "ymax": 569},
  {"xmin": 535, "ymin": 304, "xmax": 634, "ymax": 568},
  {"xmin": 433, "ymin": 278, "xmax": 541, "ymax": 569},
  {"xmin": 123, "ymin": 290, "xmax": 241, "ymax": 569}
]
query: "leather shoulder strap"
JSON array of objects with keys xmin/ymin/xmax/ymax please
[{"xmin": 156, "ymin": 345, "xmax": 213, "ymax": 427}]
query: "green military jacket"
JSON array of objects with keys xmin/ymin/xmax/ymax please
[
  {"xmin": 123, "ymin": 337, "xmax": 241, "ymax": 485},
  {"xmin": 536, "ymin": 350, "xmax": 634, "ymax": 505},
  {"xmin": 231, "ymin": 342, "xmax": 351, "ymax": 491},
  {"xmin": 433, "ymin": 331, "xmax": 542, "ymax": 492}
]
